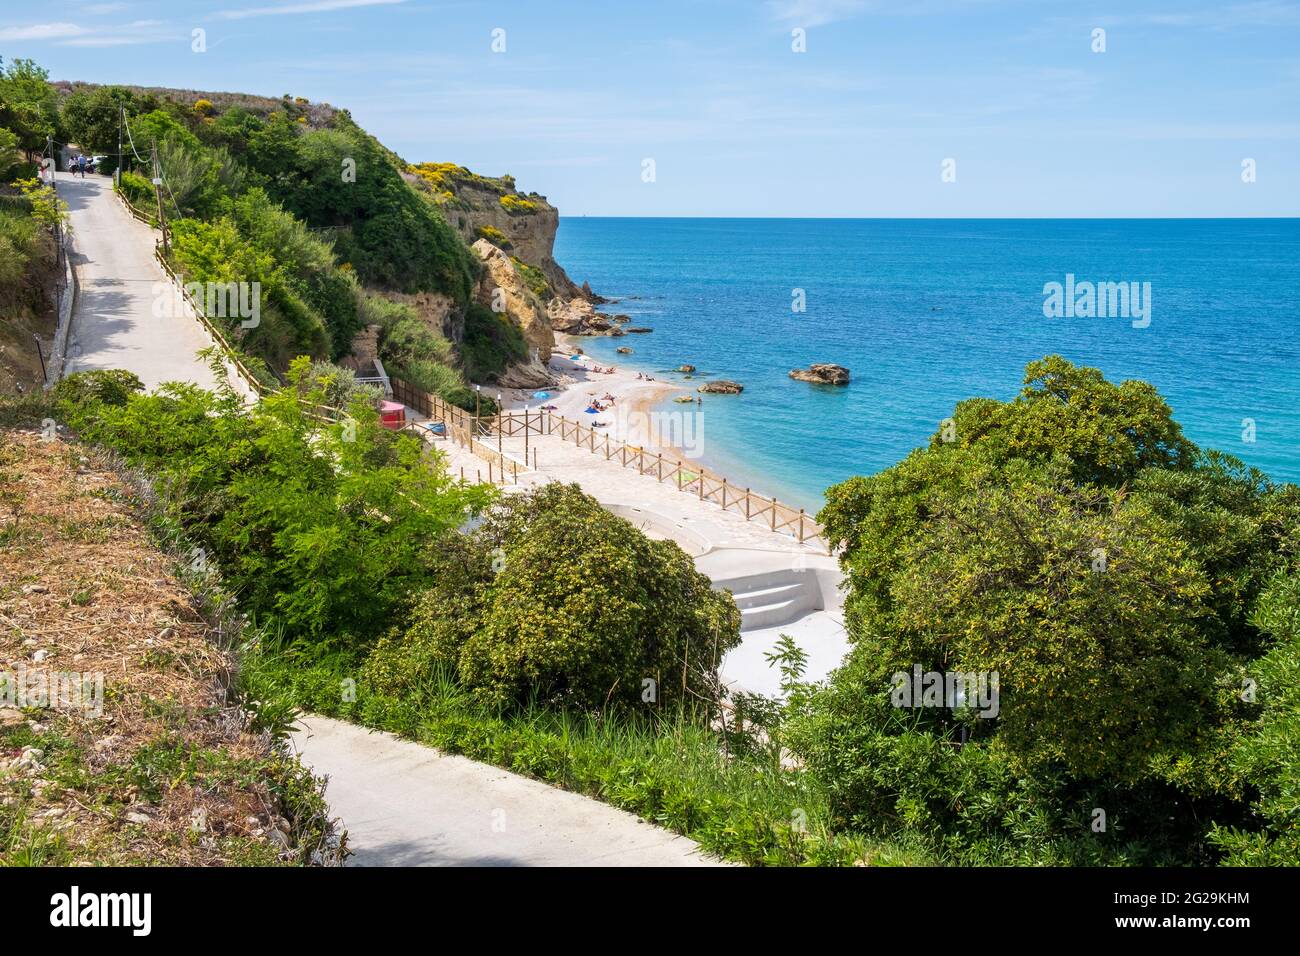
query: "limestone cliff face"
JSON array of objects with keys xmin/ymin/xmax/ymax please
[
  {"xmin": 471, "ymin": 238, "xmax": 554, "ymax": 356},
  {"xmin": 471, "ymin": 238, "xmax": 556, "ymax": 388},
  {"xmin": 406, "ymin": 164, "xmax": 591, "ymax": 302},
  {"xmin": 380, "ymin": 289, "xmax": 458, "ymax": 342}
]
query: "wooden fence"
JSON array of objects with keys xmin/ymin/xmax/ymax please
[
  {"xmin": 114, "ymin": 185, "xmax": 155, "ymax": 226},
  {"xmin": 544, "ymin": 411, "xmax": 827, "ymax": 550},
  {"xmin": 390, "ymin": 376, "xmax": 827, "ymax": 550}
]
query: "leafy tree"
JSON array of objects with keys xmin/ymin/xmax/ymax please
[
  {"xmin": 805, "ymin": 356, "xmax": 1297, "ymax": 862},
  {"xmin": 945, "ymin": 354, "xmax": 1196, "ymax": 485},
  {"xmin": 365, "ymin": 483, "xmax": 741, "ymax": 710},
  {"xmin": 0, "ymin": 58, "xmax": 58, "ymax": 160},
  {"xmin": 0, "ymin": 127, "xmax": 19, "ymax": 173},
  {"xmin": 1210, "ymin": 572, "xmax": 1300, "ymax": 864},
  {"xmin": 60, "ymin": 85, "xmax": 160, "ymax": 162}
]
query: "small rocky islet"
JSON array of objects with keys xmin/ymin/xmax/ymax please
[{"xmin": 789, "ymin": 363, "xmax": 850, "ymax": 386}]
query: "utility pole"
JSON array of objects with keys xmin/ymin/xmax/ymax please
[
  {"xmin": 117, "ymin": 106, "xmax": 124, "ymax": 187},
  {"xmin": 151, "ymin": 140, "xmax": 168, "ymax": 256}
]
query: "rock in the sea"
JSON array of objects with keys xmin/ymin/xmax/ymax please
[
  {"xmin": 616, "ymin": 347, "xmax": 632, "ymax": 354},
  {"xmin": 625, "ymin": 326, "xmax": 653, "ymax": 334},
  {"xmin": 698, "ymin": 380, "xmax": 743, "ymax": 394},
  {"xmin": 789, "ymin": 363, "xmax": 850, "ymax": 386},
  {"xmin": 548, "ymin": 298, "xmax": 626, "ymax": 336},
  {"xmin": 678, "ymin": 364, "xmax": 696, "ymax": 373}
]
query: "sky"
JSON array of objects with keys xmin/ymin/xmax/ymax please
[{"xmin": 2, "ymin": 0, "xmax": 1298, "ymax": 216}]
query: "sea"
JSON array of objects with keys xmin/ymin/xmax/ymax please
[{"xmin": 553, "ymin": 218, "xmax": 1300, "ymax": 512}]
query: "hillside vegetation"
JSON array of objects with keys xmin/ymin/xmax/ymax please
[
  {"xmin": 43, "ymin": 67, "xmax": 560, "ymax": 409},
  {"xmin": 9, "ymin": 354, "xmax": 1296, "ymax": 867}
]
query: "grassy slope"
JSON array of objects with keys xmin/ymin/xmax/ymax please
[{"xmin": 0, "ymin": 427, "xmax": 341, "ymax": 866}]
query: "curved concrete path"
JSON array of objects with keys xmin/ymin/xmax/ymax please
[
  {"xmin": 292, "ymin": 717, "xmax": 728, "ymax": 867},
  {"xmin": 57, "ymin": 171, "xmax": 246, "ymax": 396}
]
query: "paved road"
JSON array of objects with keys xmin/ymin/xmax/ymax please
[
  {"xmin": 292, "ymin": 717, "xmax": 729, "ymax": 867},
  {"xmin": 57, "ymin": 172, "xmax": 233, "ymax": 394}
]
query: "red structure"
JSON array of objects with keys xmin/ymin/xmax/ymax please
[{"xmin": 380, "ymin": 400, "xmax": 406, "ymax": 430}]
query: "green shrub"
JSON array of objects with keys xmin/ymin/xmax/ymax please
[
  {"xmin": 117, "ymin": 170, "xmax": 158, "ymax": 220},
  {"xmin": 62, "ymin": 359, "xmax": 492, "ymax": 649},
  {"xmin": 0, "ymin": 201, "xmax": 45, "ymax": 313},
  {"xmin": 169, "ymin": 215, "xmax": 331, "ymax": 365},
  {"xmin": 51, "ymin": 369, "xmax": 144, "ymax": 410},
  {"xmin": 460, "ymin": 302, "xmax": 527, "ymax": 382},
  {"xmin": 475, "ymin": 225, "xmax": 511, "ymax": 249},
  {"xmin": 1210, "ymin": 572, "xmax": 1300, "ymax": 864},
  {"xmin": 365, "ymin": 483, "xmax": 741, "ymax": 710},
  {"xmin": 511, "ymin": 256, "xmax": 549, "ymax": 300},
  {"xmin": 806, "ymin": 356, "xmax": 1300, "ymax": 863}
]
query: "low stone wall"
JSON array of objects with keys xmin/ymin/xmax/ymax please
[{"xmin": 44, "ymin": 232, "xmax": 77, "ymax": 387}]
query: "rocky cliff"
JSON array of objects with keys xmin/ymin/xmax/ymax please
[
  {"xmin": 401, "ymin": 163, "xmax": 609, "ymax": 388},
  {"xmin": 407, "ymin": 164, "xmax": 592, "ymax": 303}
]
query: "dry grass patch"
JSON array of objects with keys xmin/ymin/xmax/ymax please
[{"xmin": 0, "ymin": 428, "xmax": 342, "ymax": 866}]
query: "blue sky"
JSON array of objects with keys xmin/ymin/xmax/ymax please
[{"xmin": 3, "ymin": 0, "xmax": 1298, "ymax": 216}]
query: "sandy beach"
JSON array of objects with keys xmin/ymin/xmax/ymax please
[{"xmin": 495, "ymin": 333, "xmax": 691, "ymax": 451}]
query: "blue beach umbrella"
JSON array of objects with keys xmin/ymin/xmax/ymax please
[
  {"xmin": 533, "ymin": 391, "xmax": 551, "ymax": 400},
  {"xmin": 570, "ymin": 354, "xmax": 583, "ymax": 361}
]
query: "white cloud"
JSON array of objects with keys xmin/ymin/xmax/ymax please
[
  {"xmin": 0, "ymin": 22, "xmax": 88, "ymax": 41},
  {"xmin": 216, "ymin": 0, "xmax": 408, "ymax": 20},
  {"xmin": 0, "ymin": 17, "xmax": 172, "ymax": 45}
]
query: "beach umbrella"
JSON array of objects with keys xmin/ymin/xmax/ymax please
[
  {"xmin": 570, "ymin": 354, "xmax": 583, "ymax": 361},
  {"xmin": 584, "ymin": 407, "xmax": 598, "ymax": 414},
  {"xmin": 533, "ymin": 391, "xmax": 551, "ymax": 399}
]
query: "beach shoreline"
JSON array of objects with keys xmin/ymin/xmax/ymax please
[
  {"xmin": 495, "ymin": 332, "xmax": 686, "ymax": 447},
  {"xmin": 491, "ymin": 332, "xmax": 821, "ymax": 511}
]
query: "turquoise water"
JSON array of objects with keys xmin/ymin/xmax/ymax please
[{"xmin": 553, "ymin": 218, "xmax": 1300, "ymax": 512}]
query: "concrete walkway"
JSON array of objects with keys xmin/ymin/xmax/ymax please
[
  {"xmin": 57, "ymin": 171, "xmax": 248, "ymax": 397},
  {"xmin": 292, "ymin": 716, "xmax": 728, "ymax": 867}
]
